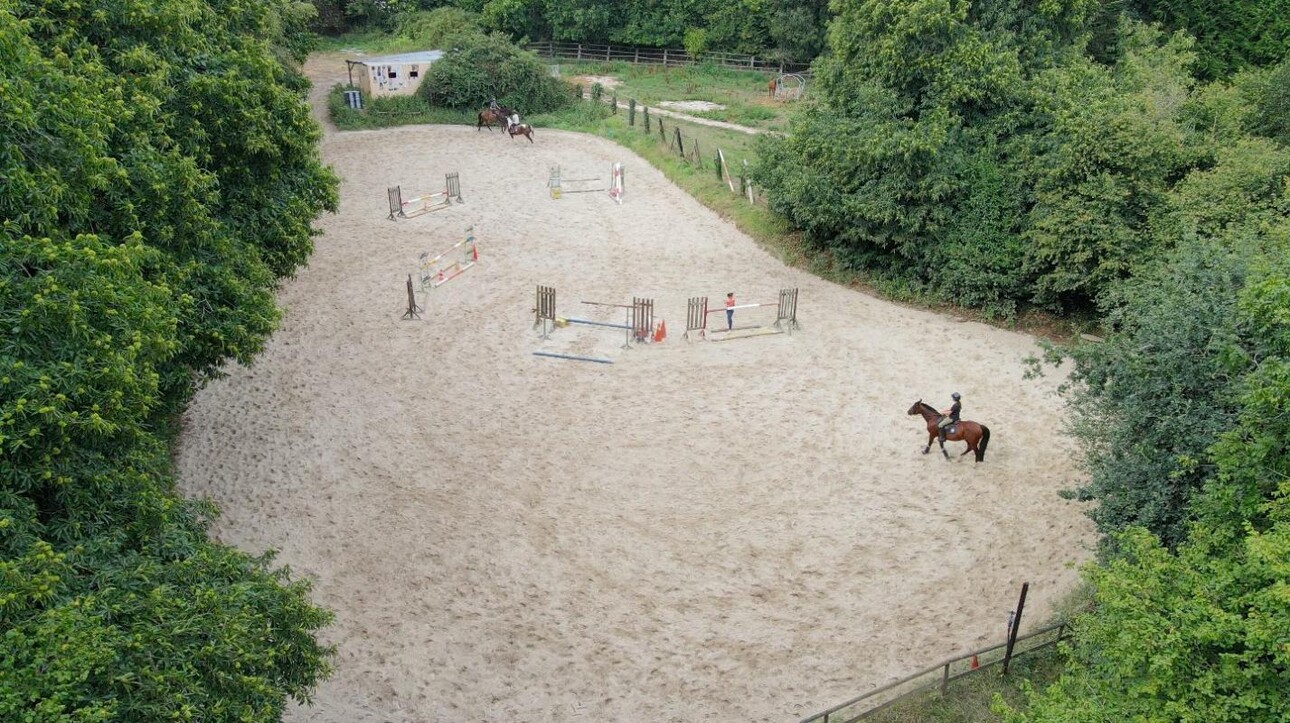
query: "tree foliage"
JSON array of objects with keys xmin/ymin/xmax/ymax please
[
  {"xmin": 1126, "ymin": 0, "xmax": 1290, "ymax": 79},
  {"xmin": 2, "ymin": 0, "xmax": 337, "ymax": 716},
  {"xmin": 419, "ymin": 29, "xmax": 574, "ymax": 112},
  {"xmin": 1003, "ymin": 256, "xmax": 1290, "ymax": 722}
]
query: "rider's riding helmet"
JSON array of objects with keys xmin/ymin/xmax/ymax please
[{"xmin": 951, "ymin": 392, "xmax": 961, "ymax": 400}]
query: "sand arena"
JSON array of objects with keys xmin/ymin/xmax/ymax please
[{"xmin": 174, "ymin": 56, "xmax": 1095, "ymax": 722}]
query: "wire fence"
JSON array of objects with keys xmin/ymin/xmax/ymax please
[
  {"xmin": 528, "ymin": 40, "xmax": 812, "ymax": 75},
  {"xmin": 799, "ymin": 621, "xmax": 1070, "ymax": 723},
  {"xmin": 575, "ymin": 86, "xmax": 770, "ymax": 207}
]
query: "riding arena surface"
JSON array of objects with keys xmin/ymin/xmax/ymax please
[{"xmin": 174, "ymin": 55, "xmax": 1096, "ymax": 723}]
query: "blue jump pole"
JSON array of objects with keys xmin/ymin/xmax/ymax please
[
  {"xmin": 533, "ymin": 351, "xmax": 614, "ymax": 364},
  {"xmin": 564, "ymin": 317, "xmax": 631, "ymax": 330}
]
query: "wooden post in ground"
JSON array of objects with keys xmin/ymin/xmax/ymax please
[{"xmin": 1002, "ymin": 582, "xmax": 1029, "ymax": 675}]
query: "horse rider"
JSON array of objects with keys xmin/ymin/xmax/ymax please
[
  {"xmin": 506, "ymin": 112, "xmax": 521, "ymax": 132},
  {"xmin": 938, "ymin": 392, "xmax": 962, "ymax": 445},
  {"xmin": 488, "ymin": 97, "xmax": 501, "ymax": 113}
]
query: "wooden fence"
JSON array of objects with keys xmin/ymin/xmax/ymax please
[
  {"xmin": 527, "ymin": 41, "xmax": 812, "ymax": 75},
  {"xmin": 798, "ymin": 621, "xmax": 1070, "ymax": 723},
  {"xmin": 575, "ymin": 89, "xmax": 768, "ymax": 206}
]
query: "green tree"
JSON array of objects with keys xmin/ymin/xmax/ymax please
[
  {"xmin": 419, "ymin": 30, "xmax": 573, "ymax": 112},
  {"xmin": 768, "ymin": 0, "xmax": 829, "ymax": 62},
  {"xmin": 1020, "ymin": 23, "xmax": 1198, "ymax": 307},
  {"xmin": 1003, "ymin": 260, "xmax": 1290, "ymax": 722},
  {"xmin": 1031, "ymin": 134, "xmax": 1290, "ymax": 545},
  {"xmin": 2, "ymin": 0, "xmax": 337, "ymax": 716},
  {"xmin": 1127, "ymin": 0, "xmax": 1290, "ymax": 79}
]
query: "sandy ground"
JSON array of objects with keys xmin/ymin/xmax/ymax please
[{"xmin": 173, "ymin": 56, "xmax": 1096, "ymax": 722}]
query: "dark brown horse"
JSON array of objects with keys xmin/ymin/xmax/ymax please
[
  {"xmin": 907, "ymin": 400, "xmax": 991, "ymax": 462},
  {"xmin": 506, "ymin": 122, "xmax": 534, "ymax": 143},
  {"xmin": 477, "ymin": 105, "xmax": 513, "ymax": 131}
]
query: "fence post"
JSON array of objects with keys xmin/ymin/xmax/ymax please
[
  {"xmin": 662, "ymin": 49, "xmax": 668, "ymax": 66},
  {"xmin": 628, "ymin": 98, "xmax": 636, "ymax": 125},
  {"xmin": 940, "ymin": 661, "xmax": 950, "ymax": 696},
  {"xmin": 1002, "ymin": 582, "xmax": 1030, "ymax": 674},
  {"xmin": 576, "ymin": 43, "xmax": 583, "ymax": 60},
  {"xmin": 643, "ymin": 106, "xmax": 650, "ymax": 132},
  {"xmin": 611, "ymin": 93, "xmax": 618, "ymax": 114}
]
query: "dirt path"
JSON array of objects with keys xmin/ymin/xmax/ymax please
[{"xmin": 173, "ymin": 53, "xmax": 1095, "ymax": 722}]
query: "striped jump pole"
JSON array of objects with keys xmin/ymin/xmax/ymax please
[
  {"xmin": 387, "ymin": 172, "xmax": 463, "ymax": 220},
  {"xmin": 609, "ymin": 162, "xmax": 625, "ymax": 205},
  {"xmin": 418, "ymin": 227, "xmax": 478, "ymax": 289}
]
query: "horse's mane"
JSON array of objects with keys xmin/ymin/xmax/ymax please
[{"xmin": 917, "ymin": 401, "xmax": 939, "ymax": 416}]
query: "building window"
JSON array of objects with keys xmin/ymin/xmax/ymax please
[
  {"xmin": 389, "ymin": 69, "xmax": 398, "ymax": 78},
  {"xmin": 409, "ymin": 66, "xmax": 419, "ymax": 78}
]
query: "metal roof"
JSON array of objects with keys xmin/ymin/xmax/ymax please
[{"xmin": 357, "ymin": 50, "xmax": 443, "ymax": 66}]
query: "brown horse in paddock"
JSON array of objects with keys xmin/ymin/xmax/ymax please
[
  {"xmin": 907, "ymin": 400, "xmax": 991, "ymax": 462},
  {"xmin": 506, "ymin": 122, "xmax": 534, "ymax": 143}
]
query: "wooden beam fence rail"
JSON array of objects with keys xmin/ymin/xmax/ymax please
[
  {"xmin": 799, "ymin": 621, "xmax": 1069, "ymax": 723},
  {"xmin": 528, "ymin": 41, "xmax": 812, "ymax": 74}
]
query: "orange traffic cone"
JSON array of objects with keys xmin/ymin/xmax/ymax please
[
  {"xmin": 970, "ymin": 654, "xmax": 979, "ymax": 670},
  {"xmin": 653, "ymin": 320, "xmax": 667, "ymax": 342}
]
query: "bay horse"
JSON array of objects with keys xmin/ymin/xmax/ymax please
[
  {"xmin": 506, "ymin": 121, "xmax": 534, "ymax": 143},
  {"xmin": 907, "ymin": 400, "xmax": 991, "ymax": 462},
  {"xmin": 476, "ymin": 105, "xmax": 513, "ymax": 131}
]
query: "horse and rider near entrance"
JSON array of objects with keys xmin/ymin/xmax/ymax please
[{"xmin": 907, "ymin": 396, "xmax": 991, "ymax": 462}]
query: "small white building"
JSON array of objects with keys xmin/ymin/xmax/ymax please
[{"xmin": 349, "ymin": 50, "xmax": 443, "ymax": 98}]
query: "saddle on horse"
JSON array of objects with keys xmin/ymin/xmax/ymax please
[{"xmin": 937, "ymin": 416, "xmax": 957, "ymax": 440}]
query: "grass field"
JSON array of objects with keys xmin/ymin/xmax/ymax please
[{"xmin": 552, "ymin": 59, "xmax": 798, "ymax": 131}]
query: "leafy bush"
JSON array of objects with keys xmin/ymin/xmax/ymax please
[
  {"xmin": 419, "ymin": 30, "xmax": 574, "ymax": 113},
  {"xmin": 395, "ymin": 7, "xmax": 484, "ymax": 48}
]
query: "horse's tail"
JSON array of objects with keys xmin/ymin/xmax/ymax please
[{"xmin": 976, "ymin": 425, "xmax": 990, "ymax": 462}]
